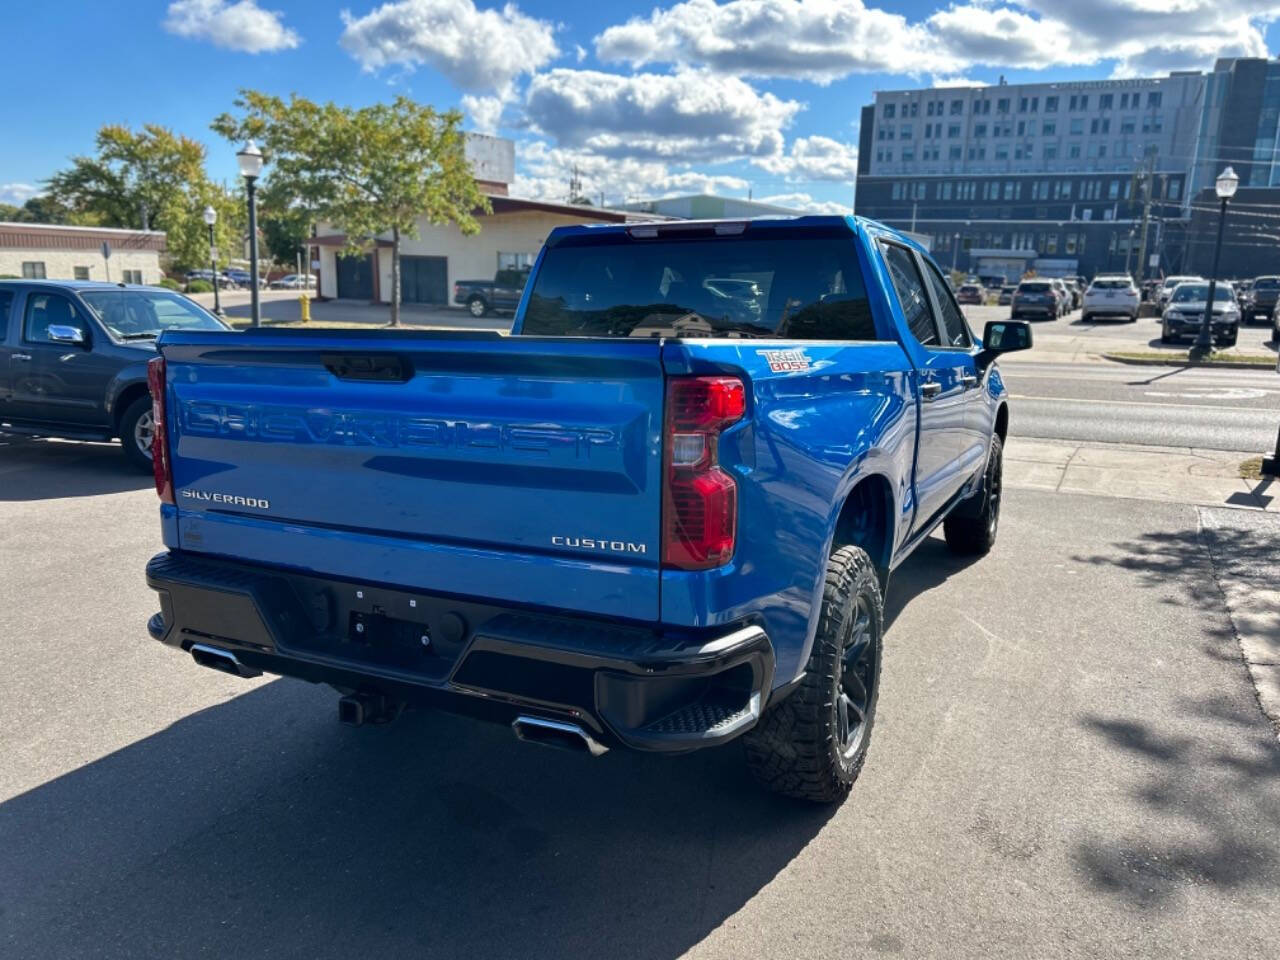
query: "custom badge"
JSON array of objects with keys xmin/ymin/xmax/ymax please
[{"xmin": 757, "ymin": 348, "xmax": 811, "ymax": 373}]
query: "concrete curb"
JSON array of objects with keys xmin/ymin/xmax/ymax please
[{"xmin": 1099, "ymin": 352, "xmax": 1276, "ymax": 370}]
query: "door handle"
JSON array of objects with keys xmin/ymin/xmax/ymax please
[
  {"xmin": 960, "ymin": 373, "xmax": 978, "ymax": 388},
  {"xmin": 921, "ymin": 380, "xmax": 942, "ymax": 400},
  {"xmin": 12, "ymin": 353, "xmax": 31, "ymax": 362}
]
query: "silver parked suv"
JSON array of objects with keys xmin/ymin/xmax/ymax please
[{"xmin": 1082, "ymin": 275, "xmax": 1140, "ymax": 323}]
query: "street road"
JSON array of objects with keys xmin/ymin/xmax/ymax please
[
  {"xmin": 963, "ymin": 304, "xmax": 1280, "ymax": 452},
  {"xmin": 1, "ymin": 439, "xmax": 1277, "ymax": 959}
]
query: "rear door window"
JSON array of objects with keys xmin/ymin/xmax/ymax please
[
  {"xmin": 922, "ymin": 259, "xmax": 973, "ymax": 348},
  {"xmin": 522, "ymin": 228, "xmax": 883, "ymax": 341},
  {"xmin": 879, "ymin": 241, "xmax": 939, "ymax": 347},
  {"xmin": 0, "ymin": 290, "xmax": 13, "ymax": 338}
]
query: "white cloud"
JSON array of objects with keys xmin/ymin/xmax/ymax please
[
  {"xmin": 757, "ymin": 192, "xmax": 851, "ymax": 215},
  {"xmin": 511, "ymin": 139, "xmax": 749, "ymax": 206},
  {"xmin": 462, "ymin": 94, "xmax": 505, "ymax": 134},
  {"xmin": 595, "ymin": 0, "xmax": 952, "ymax": 83},
  {"xmin": 340, "ymin": 0, "xmax": 557, "ymax": 94},
  {"xmin": 755, "ymin": 136, "xmax": 858, "ymax": 182},
  {"xmin": 574, "ymin": 43, "xmax": 587, "ymax": 62},
  {"xmin": 929, "ymin": 2, "xmax": 1278, "ymax": 77},
  {"xmin": 928, "ymin": 75, "xmax": 988, "ymax": 88},
  {"xmin": 523, "ymin": 68, "xmax": 802, "ymax": 162},
  {"xmin": 594, "ymin": 0, "xmax": 1280, "ymax": 81},
  {"xmin": 163, "ymin": 0, "xmax": 299, "ymax": 53},
  {"xmin": 0, "ymin": 183, "xmax": 40, "ymax": 206}
]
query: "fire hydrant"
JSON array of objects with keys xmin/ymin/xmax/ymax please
[{"xmin": 299, "ymin": 291, "xmax": 311, "ymax": 323}]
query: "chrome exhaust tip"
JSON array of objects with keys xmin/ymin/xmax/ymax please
[
  {"xmin": 512, "ymin": 715, "xmax": 608, "ymax": 757},
  {"xmin": 189, "ymin": 643, "xmax": 262, "ymax": 679}
]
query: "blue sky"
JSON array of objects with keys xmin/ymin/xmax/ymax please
[{"xmin": 3, "ymin": 1, "xmax": 1279, "ymax": 213}]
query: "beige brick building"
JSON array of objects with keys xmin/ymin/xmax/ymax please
[{"xmin": 0, "ymin": 222, "xmax": 166, "ymax": 284}]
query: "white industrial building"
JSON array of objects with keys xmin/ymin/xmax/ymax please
[{"xmin": 0, "ymin": 222, "xmax": 165, "ymax": 284}]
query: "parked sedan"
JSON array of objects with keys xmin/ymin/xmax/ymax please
[
  {"xmin": 1010, "ymin": 280, "xmax": 1058, "ymax": 320},
  {"xmin": 269, "ymin": 273, "xmax": 317, "ymax": 289},
  {"xmin": 1082, "ymin": 276, "xmax": 1140, "ymax": 322},
  {"xmin": 1160, "ymin": 282, "xmax": 1239, "ymax": 345},
  {"xmin": 955, "ymin": 283, "xmax": 985, "ymax": 305}
]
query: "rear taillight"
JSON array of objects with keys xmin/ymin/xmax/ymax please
[
  {"xmin": 662, "ymin": 376, "xmax": 745, "ymax": 570},
  {"xmin": 147, "ymin": 356, "xmax": 174, "ymax": 504}
]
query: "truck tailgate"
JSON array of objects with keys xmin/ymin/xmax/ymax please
[{"xmin": 158, "ymin": 331, "xmax": 664, "ymax": 620}]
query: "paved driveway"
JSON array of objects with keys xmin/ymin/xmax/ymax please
[{"xmin": 0, "ymin": 438, "xmax": 1276, "ymax": 959}]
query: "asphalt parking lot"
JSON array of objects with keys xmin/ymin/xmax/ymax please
[
  {"xmin": 2, "ymin": 437, "xmax": 1277, "ymax": 959},
  {"xmin": 964, "ymin": 301, "xmax": 1278, "ymax": 361}
]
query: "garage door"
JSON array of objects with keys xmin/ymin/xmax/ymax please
[
  {"xmin": 336, "ymin": 254, "xmax": 373, "ymax": 300},
  {"xmin": 401, "ymin": 256, "xmax": 447, "ymax": 304}
]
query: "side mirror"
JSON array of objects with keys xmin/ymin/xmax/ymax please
[
  {"xmin": 977, "ymin": 320, "xmax": 1031, "ymax": 368},
  {"xmin": 47, "ymin": 324, "xmax": 87, "ymax": 347}
]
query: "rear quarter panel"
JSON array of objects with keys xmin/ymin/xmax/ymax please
[{"xmin": 660, "ymin": 334, "xmax": 917, "ymax": 687}]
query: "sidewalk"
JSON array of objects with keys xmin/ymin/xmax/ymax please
[{"xmin": 1004, "ymin": 436, "xmax": 1276, "ymax": 511}]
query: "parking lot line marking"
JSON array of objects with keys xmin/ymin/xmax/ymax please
[{"xmin": 1007, "ymin": 394, "xmax": 1264, "ymax": 413}]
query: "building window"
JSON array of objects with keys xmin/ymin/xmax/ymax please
[
  {"xmin": 1168, "ymin": 179, "xmax": 1181, "ymax": 200},
  {"xmin": 1068, "ymin": 143, "xmax": 1081, "ymax": 159},
  {"xmin": 1019, "ymin": 97, "xmax": 1028, "ymax": 112},
  {"xmin": 74, "ymin": 266, "xmax": 90, "ymax": 280},
  {"xmin": 1104, "ymin": 207, "xmax": 1115, "ymax": 221},
  {"xmin": 1044, "ymin": 144, "xmax": 1058, "ymax": 160},
  {"xmin": 1016, "ymin": 120, "xmax": 1025, "ymax": 137},
  {"xmin": 997, "ymin": 98, "xmax": 1010, "ymax": 113},
  {"xmin": 1043, "ymin": 120, "xmax": 1056, "ymax": 136},
  {"xmin": 974, "ymin": 123, "xmax": 987, "ymax": 138},
  {"xmin": 1031, "ymin": 97, "xmax": 1039, "ymax": 112},
  {"xmin": 891, "ymin": 182, "xmax": 903, "ymax": 200},
  {"xmin": 1148, "ymin": 91, "xmax": 1162, "ymax": 108},
  {"xmin": 1070, "ymin": 118, "xmax": 1084, "ymax": 135},
  {"xmin": 1108, "ymin": 180, "xmax": 1120, "ymax": 199},
  {"xmin": 902, "ymin": 147, "xmax": 915, "ymax": 161},
  {"xmin": 1120, "ymin": 117, "xmax": 1135, "ymax": 134},
  {"xmin": 995, "ymin": 146, "xmax": 1009, "ymax": 161},
  {"xmin": 1004, "ymin": 181, "xmax": 1015, "ymax": 199},
  {"xmin": 1065, "ymin": 234, "xmax": 1077, "ymax": 255},
  {"xmin": 1045, "ymin": 234, "xmax": 1058, "ymax": 254},
  {"xmin": 1099, "ymin": 94, "xmax": 1113, "ymax": 110},
  {"xmin": 950, "ymin": 99, "xmax": 963, "ymax": 115},
  {"xmin": 498, "ymin": 251, "xmax": 535, "ymax": 271},
  {"xmin": 884, "ymin": 103, "xmax": 896, "ymax": 119},
  {"xmin": 21, "ymin": 261, "xmax": 46, "ymax": 279},
  {"xmin": 1120, "ymin": 93, "xmax": 1129, "ymax": 109},
  {"xmin": 926, "ymin": 101, "xmax": 936, "ymax": 117},
  {"xmin": 947, "ymin": 123, "xmax": 960, "ymax": 138},
  {"xmin": 122, "ymin": 269, "xmax": 143, "ymax": 284},
  {"xmin": 1045, "ymin": 95, "xmax": 1058, "ymax": 112},
  {"xmin": 909, "ymin": 101, "xmax": 918, "ymax": 117},
  {"xmin": 949, "ymin": 145, "xmax": 962, "ymax": 160},
  {"xmin": 901, "ymin": 124, "xmax": 912, "ymax": 138}
]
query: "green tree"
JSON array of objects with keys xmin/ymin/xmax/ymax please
[
  {"xmin": 44, "ymin": 125, "xmax": 241, "ymax": 271},
  {"xmin": 213, "ymin": 91, "xmax": 489, "ymax": 326}
]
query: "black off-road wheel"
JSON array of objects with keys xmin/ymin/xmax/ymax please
[
  {"xmin": 744, "ymin": 545, "xmax": 883, "ymax": 804},
  {"xmin": 943, "ymin": 434, "xmax": 1003, "ymax": 556}
]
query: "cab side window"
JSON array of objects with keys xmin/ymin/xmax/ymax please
[
  {"xmin": 879, "ymin": 241, "xmax": 939, "ymax": 347},
  {"xmin": 921, "ymin": 259, "xmax": 973, "ymax": 348},
  {"xmin": 24, "ymin": 293, "xmax": 88, "ymax": 344}
]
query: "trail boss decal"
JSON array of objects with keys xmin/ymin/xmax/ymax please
[{"xmin": 758, "ymin": 348, "xmax": 811, "ymax": 373}]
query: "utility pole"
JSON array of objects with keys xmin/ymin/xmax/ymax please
[
  {"xmin": 1134, "ymin": 148, "xmax": 1156, "ymax": 284},
  {"xmin": 567, "ymin": 164, "xmax": 582, "ymax": 203}
]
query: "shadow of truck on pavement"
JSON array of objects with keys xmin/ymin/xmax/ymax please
[{"xmin": 0, "ymin": 675, "xmax": 838, "ymax": 960}]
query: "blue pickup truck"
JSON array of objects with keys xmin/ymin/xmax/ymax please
[{"xmin": 143, "ymin": 217, "xmax": 1029, "ymax": 803}]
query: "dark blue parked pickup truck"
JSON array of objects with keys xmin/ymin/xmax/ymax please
[{"xmin": 144, "ymin": 217, "xmax": 1029, "ymax": 803}]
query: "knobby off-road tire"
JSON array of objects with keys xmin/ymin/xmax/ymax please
[
  {"xmin": 744, "ymin": 545, "xmax": 883, "ymax": 804},
  {"xmin": 943, "ymin": 433, "xmax": 1003, "ymax": 556}
]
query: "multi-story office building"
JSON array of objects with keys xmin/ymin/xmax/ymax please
[{"xmin": 855, "ymin": 74, "xmax": 1208, "ymax": 280}]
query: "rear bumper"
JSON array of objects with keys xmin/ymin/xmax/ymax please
[{"xmin": 145, "ymin": 551, "xmax": 775, "ymax": 753}]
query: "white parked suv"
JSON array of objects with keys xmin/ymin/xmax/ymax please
[
  {"xmin": 1083, "ymin": 275, "xmax": 1140, "ymax": 322},
  {"xmin": 1158, "ymin": 275, "xmax": 1204, "ymax": 310}
]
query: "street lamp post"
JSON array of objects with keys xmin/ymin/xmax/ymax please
[
  {"xmin": 202, "ymin": 205, "xmax": 221, "ymax": 316},
  {"xmin": 236, "ymin": 140, "xmax": 264, "ymax": 327},
  {"xmin": 951, "ymin": 232, "xmax": 961, "ymax": 274},
  {"xmin": 1193, "ymin": 166, "xmax": 1239, "ymax": 356}
]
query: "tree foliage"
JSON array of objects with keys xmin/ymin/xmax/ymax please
[
  {"xmin": 212, "ymin": 91, "xmax": 490, "ymax": 325},
  {"xmin": 44, "ymin": 124, "xmax": 242, "ymax": 271}
]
